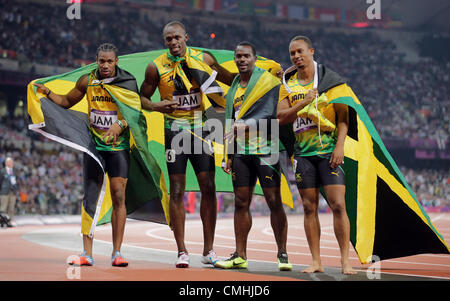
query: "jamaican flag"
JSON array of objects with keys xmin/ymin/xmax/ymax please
[
  {"xmin": 146, "ymin": 48, "xmax": 295, "ymax": 208},
  {"xmin": 28, "ymin": 66, "xmax": 169, "ymax": 237},
  {"xmin": 27, "ymin": 48, "xmax": 295, "ymax": 237},
  {"xmin": 283, "ymin": 63, "xmax": 450, "ymax": 263},
  {"xmin": 224, "ymin": 66, "xmax": 281, "ymax": 157},
  {"xmin": 167, "ymin": 47, "xmax": 226, "ymax": 109},
  {"xmin": 159, "ymin": 48, "xmax": 295, "ymax": 207},
  {"xmin": 223, "ymin": 66, "xmax": 296, "ymax": 208}
]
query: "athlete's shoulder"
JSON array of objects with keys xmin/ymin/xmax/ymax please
[
  {"xmin": 78, "ymin": 73, "xmax": 90, "ymax": 82},
  {"xmin": 76, "ymin": 73, "xmax": 90, "ymax": 91},
  {"xmin": 317, "ymin": 63, "xmax": 346, "ymax": 93},
  {"xmin": 282, "ymin": 65, "xmax": 298, "ymax": 82},
  {"xmin": 202, "ymin": 51, "xmax": 215, "ymax": 66},
  {"xmin": 325, "ymin": 82, "xmax": 359, "ymax": 104},
  {"xmin": 154, "ymin": 50, "xmax": 169, "ymax": 61},
  {"xmin": 188, "ymin": 47, "xmax": 205, "ymax": 61},
  {"xmin": 153, "ymin": 52, "xmax": 175, "ymax": 78}
]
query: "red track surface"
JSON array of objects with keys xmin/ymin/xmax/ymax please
[{"xmin": 1, "ymin": 213, "xmax": 449, "ymax": 281}]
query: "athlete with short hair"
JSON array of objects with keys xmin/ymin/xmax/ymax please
[
  {"xmin": 215, "ymin": 41, "xmax": 292, "ymax": 271},
  {"xmin": 140, "ymin": 21, "xmax": 234, "ymax": 268},
  {"xmin": 277, "ymin": 36, "xmax": 356, "ymax": 274}
]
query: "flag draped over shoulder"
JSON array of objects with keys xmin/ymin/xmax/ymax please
[
  {"xmin": 226, "ymin": 67, "xmax": 280, "ymax": 124},
  {"xmin": 282, "ymin": 63, "xmax": 450, "ymax": 263},
  {"xmin": 148, "ymin": 48, "xmax": 296, "ymax": 207},
  {"xmin": 168, "ymin": 47, "xmax": 226, "ymax": 109},
  {"xmin": 27, "ymin": 47, "xmax": 295, "ymax": 236},
  {"xmin": 223, "ymin": 67, "xmax": 295, "ymax": 208},
  {"xmin": 27, "ymin": 66, "xmax": 169, "ymax": 237},
  {"xmin": 224, "ymin": 66, "xmax": 280, "ymax": 157}
]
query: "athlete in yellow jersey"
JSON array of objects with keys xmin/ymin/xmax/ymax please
[
  {"xmin": 278, "ymin": 75, "xmax": 338, "ymax": 157},
  {"xmin": 34, "ymin": 43, "xmax": 130, "ymax": 267},
  {"xmin": 140, "ymin": 21, "xmax": 234, "ymax": 268},
  {"xmin": 277, "ymin": 36, "xmax": 356, "ymax": 275},
  {"xmin": 215, "ymin": 42, "xmax": 292, "ymax": 271}
]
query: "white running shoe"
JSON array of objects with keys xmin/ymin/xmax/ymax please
[
  {"xmin": 176, "ymin": 252, "xmax": 190, "ymax": 268},
  {"xmin": 201, "ymin": 250, "xmax": 218, "ymax": 265}
]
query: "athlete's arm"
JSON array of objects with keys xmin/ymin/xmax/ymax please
[
  {"xmin": 225, "ymin": 120, "xmax": 249, "ymax": 145},
  {"xmin": 33, "ymin": 74, "xmax": 88, "ymax": 109},
  {"xmin": 330, "ymin": 103, "xmax": 349, "ymax": 169},
  {"xmin": 277, "ymin": 88, "xmax": 318, "ymax": 125},
  {"xmin": 140, "ymin": 62, "xmax": 178, "ymax": 113},
  {"xmin": 203, "ymin": 52, "xmax": 235, "ymax": 86}
]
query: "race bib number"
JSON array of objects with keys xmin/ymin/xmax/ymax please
[
  {"xmin": 90, "ymin": 109, "xmax": 117, "ymax": 130},
  {"xmin": 166, "ymin": 149, "xmax": 176, "ymax": 163},
  {"xmin": 173, "ymin": 89, "xmax": 201, "ymax": 111},
  {"xmin": 293, "ymin": 117, "xmax": 317, "ymax": 134}
]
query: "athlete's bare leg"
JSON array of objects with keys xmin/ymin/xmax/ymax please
[
  {"xmin": 323, "ymin": 185, "xmax": 356, "ymax": 275},
  {"xmin": 261, "ymin": 186, "xmax": 288, "ymax": 256},
  {"xmin": 110, "ymin": 177, "xmax": 128, "ymax": 256},
  {"xmin": 233, "ymin": 185, "xmax": 255, "ymax": 259},
  {"xmin": 196, "ymin": 171, "xmax": 217, "ymax": 256},
  {"xmin": 169, "ymin": 174, "xmax": 188, "ymax": 254},
  {"xmin": 82, "ymin": 235, "xmax": 94, "ymax": 257},
  {"xmin": 300, "ymin": 187, "xmax": 324, "ymax": 273}
]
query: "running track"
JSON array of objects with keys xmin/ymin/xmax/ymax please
[{"xmin": 1, "ymin": 213, "xmax": 449, "ymax": 282}]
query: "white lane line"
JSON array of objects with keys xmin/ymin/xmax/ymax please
[
  {"xmin": 261, "ymin": 226, "xmax": 338, "ymax": 243},
  {"xmin": 432, "ymin": 214, "xmax": 445, "ymax": 222},
  {"xmin": 143, "ymin": 225, "xmax": 450, "ymax": 268},
  {"xmin": 22, "ymin": 224, "xmax": 450, "ymax": 280}
]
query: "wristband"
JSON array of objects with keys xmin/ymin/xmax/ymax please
[{"xmin": 115, "ymin": 119, "xmax": 125, "ymax": 130}]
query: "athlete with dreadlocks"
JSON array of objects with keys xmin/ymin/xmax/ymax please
[{"xmin": 34, "ymin": 43, "xmax": 131, "ymax": 267}]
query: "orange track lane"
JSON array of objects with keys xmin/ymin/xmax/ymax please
[{"xmin": 1, "ymin": 213, "xmax": 449, "ymax": 281}]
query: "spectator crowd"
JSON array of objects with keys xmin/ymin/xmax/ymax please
[{"xmin": 1, "ymin": 0, "xmax": 448, "ymax": 145}]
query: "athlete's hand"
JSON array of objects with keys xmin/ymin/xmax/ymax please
[
  {"xmin": 225, "ymin": 122, "xmax": 248, "ymax": 143},
  {"xmin": 304, "ymin": 88, "xmax": 318, "ymax": 105},
  {"xmin": 33, "ymin": 83, "xmax": 50, "ymax": 95},
  {"xmin": 330, "ymin": 143, "xmax": 344, "ymax": 169},
  {"xmin": 102, "ymin": 123, "xmax": 122, "ymax": 146},
  {"xmin": 153, "ymin": 99, "xmax": 178, "ymax": 113},
  {"xmin": 222, "ymin": 158, "xmax": 232, "ymax": 174},
  {"xmin": 276, "ymin": 69, "xmax": 284, "ymax": 79}
]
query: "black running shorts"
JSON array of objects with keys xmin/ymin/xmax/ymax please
[
  {"xmin": 164, "ymin": 127, "xmax": 215, "ymax": 175},
  {"xmin": 294, "ymin": 154, "xmax": 345, "ymax": 189},
  {"xmin": 84, "ymin": 149, "xmax": 130, "ymax": 180},
  {"xmin": 231, "ymin": 154, "xmax": 280, "ymax": 188}
]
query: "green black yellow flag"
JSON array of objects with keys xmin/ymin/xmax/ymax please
[
  {"xmin": 224, "ymin": 66, "xmax": 281, "ymax": 158},
  {"xmin": 332, "ymin": 84, "xmax": 449, "ymax": 263},
  {"xmin": 283, "ymin": 63, "xmax": 450, "ymax": 263},
  {"xmin": 28, "ymin": 65, "xmax": 169, "ymax": 237},
  {"xmin": 27, "ymin": 48, "xmax": 295, "ymax": 237}
]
